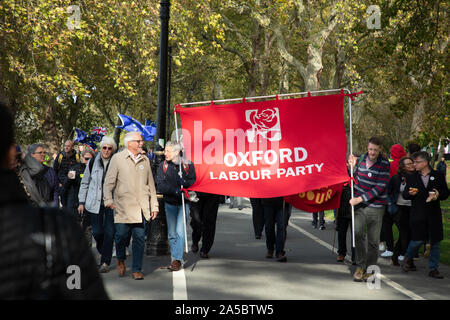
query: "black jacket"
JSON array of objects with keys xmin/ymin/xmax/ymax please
[
  {"xmin": 403, "ymin": 169, "xmax": 449, "ymax": 243},
  {"xmin": 156, "ymin": 160, "xmax": 196, "ymax": 205},
  {"xmin": 53, "ymin": 150, "xmax": 80, "ymax": 187},
  {"xmin": 0, "ymin": 169, "xmax": 108, "ymax": 299}
]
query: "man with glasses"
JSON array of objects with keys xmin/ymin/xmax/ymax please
[
  {"xmin": 402, "ymin": 151, "xmax": 449, "ymax": 279},
  {"xmin": 54, "ymin": 140, "xmax": 80, "ymax": 207},
  {"xmin": 103, "ymin": 132, "xmax": 159, "ymax": 280},
  {"xmin": 19, "ymin": 143, "xmax": 59, "ymax": 207},
  {"xmin": 79, "ymin": 137, "xmax": 117, "ymax": 273}
]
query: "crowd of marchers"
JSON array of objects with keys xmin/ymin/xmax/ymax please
[{"xmin": 0, "ymin": 100, "xmax": 448, "ymax": 299}]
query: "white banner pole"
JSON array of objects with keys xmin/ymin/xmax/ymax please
[
  {"xmin": 345, "ymin": 89, "xmax": 356, "ymax": 248},
  {"xmin": 174, "ymin": 108, "xmax": 189, "ymax": 253}
]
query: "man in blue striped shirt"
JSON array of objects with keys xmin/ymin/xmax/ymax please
[{"xmin": 349, "ymin": 137, "xmax": 390, "ymax": 282}]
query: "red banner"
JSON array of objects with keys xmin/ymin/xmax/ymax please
[
  {"xmin": 176, "ymin": 93, "xmax": 349, "ymax": 198},
  {"xmin": 284, "ymin": 183, "xmax": 344, "ymax": 212}
]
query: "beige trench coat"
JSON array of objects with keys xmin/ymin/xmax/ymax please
[{"xmin": 103, "ymin": 149, "xmax": 158, "ymax": 223}]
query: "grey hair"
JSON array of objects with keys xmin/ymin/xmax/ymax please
[
  {"xmin": 100, "ymin": 136, "xmax": 117, "ymax": 152},
  {"xmin": 124, "ymin": 131, "xmax": 142, "ymax": 148},
  {"xmin": 81, "ymin": 148, "xmax": 96, "ymax": 159},
  {"xmin": 165, "ymin": 141, "xmax": 181, "ymax": 154},
  {"xmin": 28, "ymin": 143, "xmax": 47, "ymax": 155}
]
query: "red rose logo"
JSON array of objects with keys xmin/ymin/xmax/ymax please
[{"xmin": 250, "ymin": 109, "xmax": 278, "ymax": 130}]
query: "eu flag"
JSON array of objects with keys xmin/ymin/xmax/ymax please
[{"xmin": 116, "ymin": 114, "xmax": 156, "ymax": 141}]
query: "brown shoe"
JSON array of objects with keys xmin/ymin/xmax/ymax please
[
  {"xmin": 132, "ymin": 272, "xmax": 144, "ymax": 280},
  {"xmin": 117, "ymin": 260, "xmax": 126, "ymax": 277},
  {"xmin": 336, "ymin": 255, "xmax": 345, "ymax": 262},
  {"xmin": 168, "ymin": 260, "xmax": 181, "ymax": 271}
]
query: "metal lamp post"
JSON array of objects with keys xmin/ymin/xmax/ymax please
[{"xmin": 146, "ymin": 0, "xmax": 171, "ymax": 256}]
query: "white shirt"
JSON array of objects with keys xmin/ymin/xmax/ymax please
[{"xmin": 128, "ymin": 150, "xmax": 142, "ymax": 164}]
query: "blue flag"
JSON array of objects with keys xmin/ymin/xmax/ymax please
[
  {"xmin": 116, "ymin": 114, "xmax": 156, "ymax": 141},
  {"xmin": 74, "ymin": 128, "xmax": 88, "ymax": 142},
  {"xmin": 144, "ymin": 120, "xmax": 157, "ymax": 141},
  {"xmin": 74, "ymin": 128, "xmax": 98, "ymax": 150}
]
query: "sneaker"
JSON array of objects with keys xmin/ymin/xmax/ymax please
[
  {"xmin": 379, "ymin": 243, "xmax": 386, "ymax": 251},
  {"xmin": 225, "ymin": 198, "xmax": 231, "ymax": 204},
  {"xmin": 312, "ymin": 222, "xmax": 318, "ymax": 229},
  {"xmin": 319, "ymin": 224, "xmax": 326, "ymax": 230},
  {"xmin": 99, "ymin": 263, "xmax": 110, "ymax": 273},
  {"xmin": 429, "ymin": 269, "xmax": 444, "ymax": 279},
  {"xmin": 353, "ymin": 267, "xmax": 364, "ymax": 282},
  {"xmin": 381, "ymin": 250, "xmax": 393, "ymax": 258},
  {"xmin": 398, "ymin": 255, "xmax": 405, "ymax": 262}
]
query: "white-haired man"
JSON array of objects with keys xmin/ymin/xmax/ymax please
[
  {"xmin": 103, "ymin": 132, "xmax": 158, "ymax": 280},
  {"xmin": 78, "ymin": 136, "xmax": 117, "ymax": 273}
]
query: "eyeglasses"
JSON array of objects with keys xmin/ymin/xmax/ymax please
[
  {"xmin": 102, "ymin": 146, "xmax": 113, "ymax": 150},
  {"xmin": 131, "ymin": 140, "xmax": 144, "ymax": 144}
]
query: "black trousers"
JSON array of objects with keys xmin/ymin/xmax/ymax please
[
  {"xmin": 392, "ymin": 205, "xmax": 411, "ymax": 258},
  {"xmin": 190, "ymin": 194, "xmax": 220, "ymax": 254},
  {"xmin": 380, "ymin": 208, "xmax": 397, "ymax": 251},
  {"xmin": 336, "ymin": 215, "xmax": 355, "ymax": 261},
  {"xmin": 250, "ymin": 198, "xmax": 265, "ymax": 237}
]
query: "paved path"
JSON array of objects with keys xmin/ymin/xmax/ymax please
[{"xmin": 100, "ymin": 200, "xmax": 450, "ymax": 300}]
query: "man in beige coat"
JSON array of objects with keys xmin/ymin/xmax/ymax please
[{"xmin": 103, "ymin": 132, "xmax": 158, "ymax": 280}]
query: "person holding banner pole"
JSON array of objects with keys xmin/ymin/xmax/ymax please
[
  {"xmin": 156, "ymin": 141, "xmax": 196, "ymax": 271},
  {"xmin": 349, "ymin": 137, "xmax": 390, "ymax": 282}
]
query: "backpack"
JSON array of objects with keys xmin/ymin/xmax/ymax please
[
  {"xmin": 58, "ymin": 152, "xmax": 80, "ymax": 165},
  {"xmin": 32, "ymin": 166, "xmax": 52, "ymax": 203},
  {"xmin": 163, "ymin": 160, "xmax": 190, "ymax": 175}
]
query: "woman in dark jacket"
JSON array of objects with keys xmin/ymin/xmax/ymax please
[
  {"xmin": 402, "ymin": 152, "xmax": 449, "ymax": 279},
  {"xmin": 156, "ymin": 141, "xmax": 196, "ymax": 271},
  {"xmin": 386, "ymin": 156, "xmax": 415, "ymax": 265}
]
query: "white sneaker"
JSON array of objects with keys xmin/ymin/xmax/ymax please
[
  {"xmin": 379, "ymin": 243, "xmax": 386, "ymax": 251},
  {"xmin": 381, "ymin": 250, "xmax": 393, "ymax": 258},
  {"xmin": 398, "ymin": 255, "xmax": 405, "ymax": 262},
  {"xmin": 225, "ymin": 199, "xmax": 231, "ymax": 204}
]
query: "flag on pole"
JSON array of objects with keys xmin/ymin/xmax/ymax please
[
  {"xmin": 74, "ymin": 128, "xmax": 88, "ymax": 142},
  {"xmin": 176, "ymin": 93, "xmax": 350, "ymax": 198},
  {"xmin": 116, "ymin": 114, "xmax": 156, "ymax": 141},
  {"xmin": 91, "ymin": 126, "xmax": 107, "ymax": 136}
]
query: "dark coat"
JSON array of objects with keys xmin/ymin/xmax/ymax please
[
  {"xmin": 402, "ymin": 169, "xmax": 449, "ymax": 243},
  {"xmin": 0, "ymin": 169, "xmax": 108, "ymax": 299},
  {"xmin": 156, "ymin": 159, "xmax": 196, "ymax": 205},
  {"xmin": 337, "ymin": 184, "xmax": 352, "ymax": 219}
]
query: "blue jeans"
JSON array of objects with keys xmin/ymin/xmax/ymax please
[
  {"xmin": 165, "ymin": 202, "xmax": 189, "ymax": 261},
  {"xmin": 89, "ymin": 206, "xmax": 115, "ymax": 265},
  {"xmin": 264, "ymin": 205, "xmax": 290, "ymax": 255},
  {"xmin": 115, "ymin": 216, "xmax": 146, "ymax": 273},
  {"xmin": 405, "ymin": 240, "xmax": 440, "ymax": 271}
]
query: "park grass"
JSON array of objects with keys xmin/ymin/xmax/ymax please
[{"xmin": 325, "ymin": 160, "xmax": 450, "ymax": 266}]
